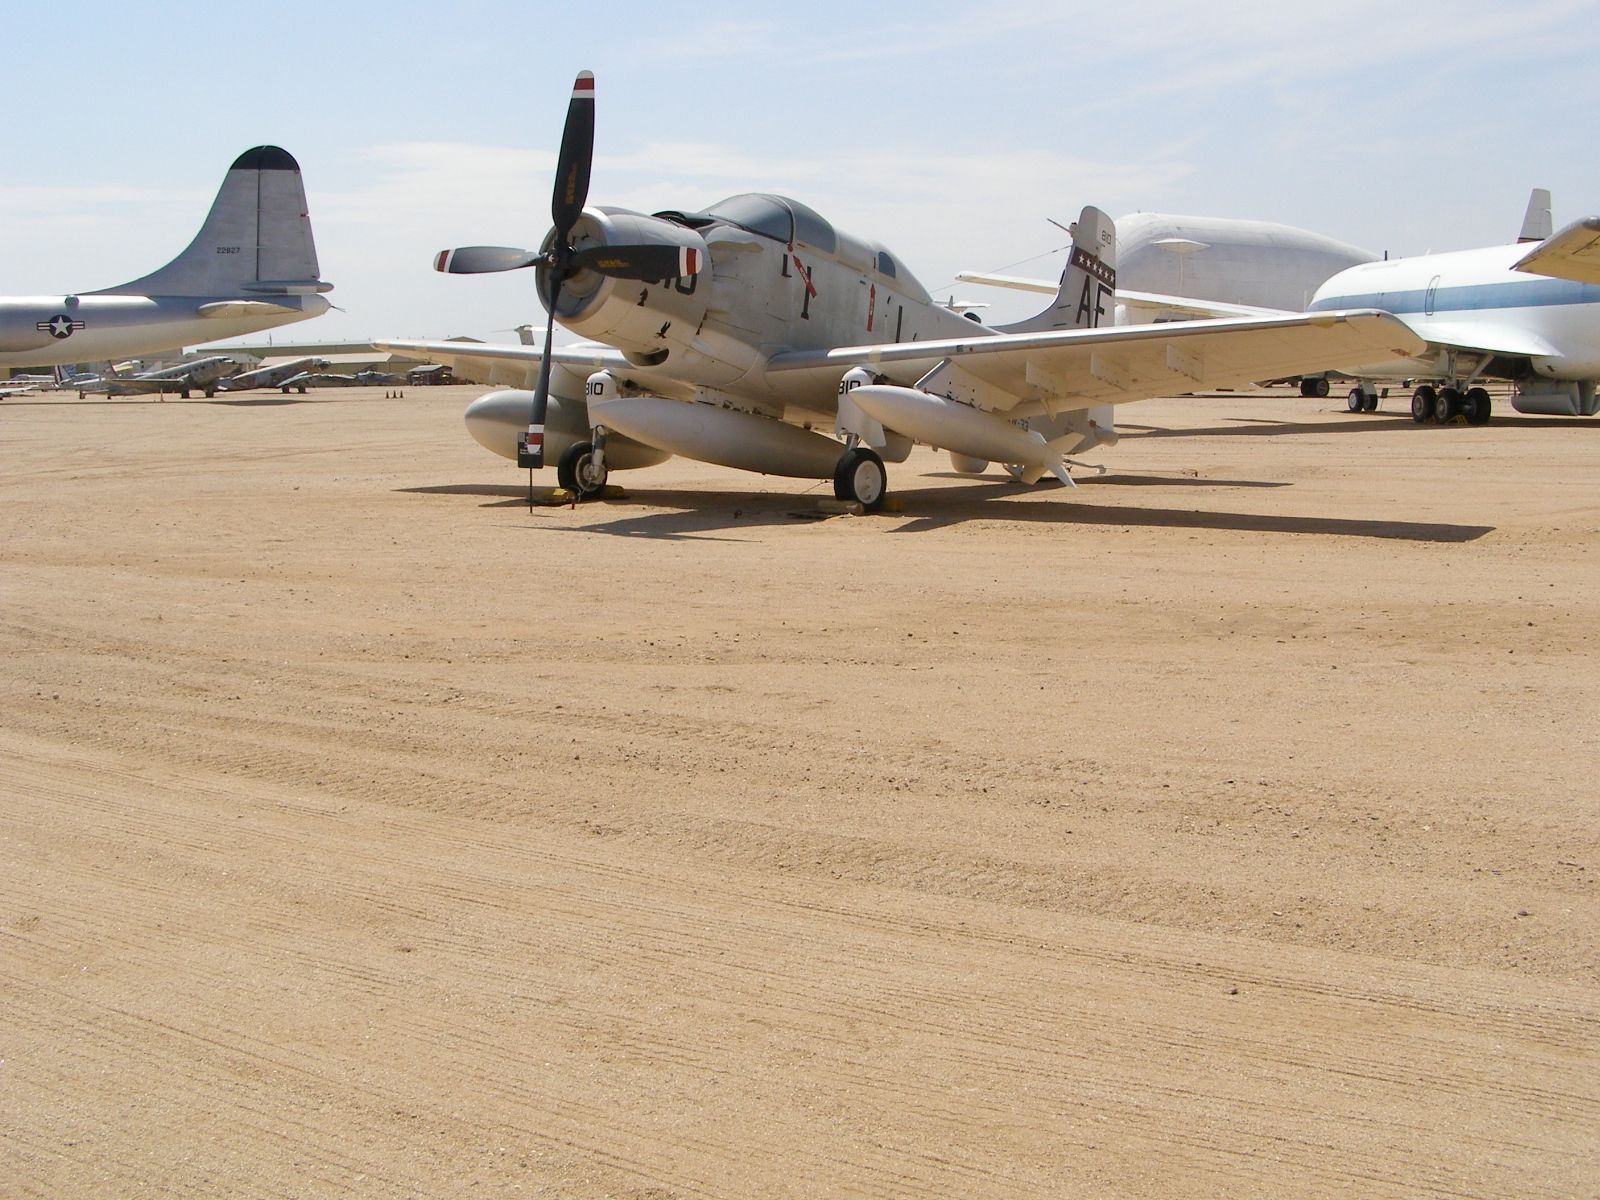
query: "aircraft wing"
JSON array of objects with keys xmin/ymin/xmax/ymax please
[
  {"xmin": 1384, "ymin": 317, "xmax": 1560, "ymax": 360},
  {"xmin": 372, "ymin": 338, "xmax": 632, "ymax": 387},
  {"xmin": 763, "ymin": 310, "xmax": 1424, "ymax": 411},
  {"xmin": 1511, "ymin": 216, "xmax": 1600, "ymax": 285}
]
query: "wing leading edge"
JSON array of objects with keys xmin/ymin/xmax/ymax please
[{"xmin": 1512, "ymin": 216, "xmax": 1600, "ymax": 286}]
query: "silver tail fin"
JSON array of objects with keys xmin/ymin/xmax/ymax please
[
  {"xmin": 1518, "ymin": 188, "xmax": 1553, "ymax": 244},
  {"xmin": 94, "ymin": 146, "xmax": 330, "ymax": 298},
  {"xmin": 999, "ymin": 205, "xmax": 1117, "ymax": 333}
]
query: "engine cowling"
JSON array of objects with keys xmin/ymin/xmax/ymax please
[{"xmin": 538, "ymin": 208, "xmax": 710, "ymax": 357}]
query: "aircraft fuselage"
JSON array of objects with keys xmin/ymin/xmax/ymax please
[
  {"xmin": 0, "ymin": 293, "xmax": 330, "ymax": 369},
  {"xmin": 1310, "ymin": 245, "xmax": 1600, "ymax": 381}
]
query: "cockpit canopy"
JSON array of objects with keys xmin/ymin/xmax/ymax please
[{"xmin": 656, "ymin": 193, "xmax": 930, "ymax": 302}]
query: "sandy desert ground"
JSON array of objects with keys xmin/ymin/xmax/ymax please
[{"xmin": 2, "ymin": 383, "xmax": 1596, "ymax": 1198}]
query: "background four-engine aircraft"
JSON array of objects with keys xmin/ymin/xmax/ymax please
[
  {"xmin": 377, "ymin": 71, "xmax": 1422, "ymax": 509},
  {"xmin": 0, "ymin": 146, "xmax": 331, "ymax": 371}
]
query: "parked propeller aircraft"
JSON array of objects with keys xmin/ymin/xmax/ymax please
[
  {"xmin": 217, "ymin": 356, "xmax": 331, "ymax": 393},
  {"xmin": 73, "ymin": 354, "xmax": 244, "ymax": 398},
  {"xmin": 1308, "ymin": 205, "xmax": 1600, "ymax": 424},
  {"xmin": 377, "ymin": 72, "xmax": 1423, "ymax": 509},
  {"xmin": 276, "ymin": 369, "xmax": 405, "ymax": 389},
  {"xmin": 0, "ymin": 146, "xmax": 331, "ymax": 371}
]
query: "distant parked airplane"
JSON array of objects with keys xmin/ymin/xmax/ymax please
[
  {"xmin": 218, "ymin": 356, "xmax": 332, "ymax": 393},
  {"xmin": 73, "ymin": 355, "xmax": 244, "ymax": 398}
]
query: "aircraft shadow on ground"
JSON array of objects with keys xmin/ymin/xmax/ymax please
[
  {"xmin": 1124, "ymin": 413, "xmax": 1600, "ymax": 439},
  {"xmin": 398, "ymin": 479, "xmax": 1494, "ymax": 543},
  {"xmin": 205, "ymin": 396, "xmax": 310, "ymax": 407}
]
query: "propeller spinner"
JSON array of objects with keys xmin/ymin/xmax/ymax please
[{"xmin": 432, "ymin": 70, "xmax": 704, "ymax": 469}]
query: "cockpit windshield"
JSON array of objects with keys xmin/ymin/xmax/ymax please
[
  {"xmin": 699, "ymin": 194, "xmax": 838, "ymax": 254},
  {"xmin": 657, "ymin": 193, "xmax": 930, "ymax": 301}
]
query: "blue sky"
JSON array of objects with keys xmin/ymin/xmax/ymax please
[{"xmin": 4, "ymin": 0, "xmax": 1597, "ymax": 342}]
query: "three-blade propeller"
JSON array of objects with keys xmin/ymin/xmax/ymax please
[{"xmin": 432, "ymin": 70, "xmax": 703, "ymax": 471}]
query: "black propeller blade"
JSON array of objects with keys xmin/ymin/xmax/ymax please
[
  {"xmin": 571, "ymin": 242, "xmax": 704, "ymax": 281},
  {"xmin": 520, "ymin": 70, "xmax": 596, "ymax": 471},
  {"xmin": 433, "ymin": 246, "xmax": 540, "ymax": 275}
]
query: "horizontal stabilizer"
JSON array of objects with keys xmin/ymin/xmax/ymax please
[
  {"xmin": 197, "ymin": 300, "xmax": 303, "ymax": 318},
  {"xmin": 954, "ymin": 270, "xmax": 1056, "ymax": 296}
]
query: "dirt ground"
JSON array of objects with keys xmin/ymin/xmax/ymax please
[{"xmin": 2, "ymin": 383, "xmax": 1596, "ymax": 1198}]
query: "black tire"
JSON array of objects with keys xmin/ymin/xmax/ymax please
[
  {"xmin": 1361, "ymin": 392, "xmax": 1379, "ymax": 412},
  {"xmin": 1300, "ymin": 378, "xmax": 1317, "ymax": 398},
  {"xmin": 1312, "ymin": 377, "xmax": 1330, "ymax": 398},
  {"xmin": 180, "ymin": 388, "xmax": 191, "ymax": 399},
  {"xmin": 1346, "ymin": 388, "xmax": 1364, "ymax": 413},
  {"xmin": 557, "ymin": 441, "xmax": 608, "ymax": 498},
  {"xmin": 1411, "ymin": 385, "xmax": 1437, "ymax": 424},
  {"xmin": 1434, "ymin": 386, "xmax": 1462, "ymax": 425},
  {"xmin": 1465, "ymin": 387, "xmax": 1491, "ymax": 425},
  {"xmin": 833, "ymin": 447, "xmax": 887, "ymax": 511}
]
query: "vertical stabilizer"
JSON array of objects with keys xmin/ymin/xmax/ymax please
[
  {"xmin": 95, "ymin": 146, "xmax": 328, "ymax": 297},
  {"xmin": 1518, "ymin": 188, "xmax": 1553, "ymax": 244},
  {"xmin": 999, "ymin": 206, "xmax": 1117, "ymax": 333}
]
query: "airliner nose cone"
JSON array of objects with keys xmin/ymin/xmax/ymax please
[{"xmin": 463, "ymin": 390, "xmax": 531, "ymax": 460}]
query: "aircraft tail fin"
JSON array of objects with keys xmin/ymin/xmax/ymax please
[
  {"xmin": 1518, "ymin": 188, "xmax": 1553, "ymax": 244},
  {"xmin": 94, "ymin": 146, "xmax": 330, "ymax": 298},
  {"xmin": 998, "ymin": 206, "xmax": 1117, "ymax": 333}
]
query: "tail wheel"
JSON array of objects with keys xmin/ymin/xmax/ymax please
[
  {"xmin": 833, "ymin": 447, "xmax": 887, "ymax": 511},
  {"xmin": 1411, "ymin": 385, "xmax": 1437, "ymax": 424},
  {"xmin": 557, "ymin": 441, "xmax": 608, "ymax": 499},
  {"xmin": 1465, "ymin": 387, "xmax": 1491, "ymax": 425}
]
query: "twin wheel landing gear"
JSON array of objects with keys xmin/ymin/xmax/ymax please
[
  {"xmin": 833, "ymin": 446, "xmax": 887, "ymax": 511},
  {"xmin": 1410, "ymin": 384, "xmax": 1491, "ymax": 426},
  {"xmin": 1346, "ymin": 386, "xmax": 1380, "ymax": 413}
]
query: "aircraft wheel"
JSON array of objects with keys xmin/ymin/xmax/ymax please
[
  {"xmin": 1362, "ymin": 392, "xmax": 1380, "ymax": 412},
  {"xmin": 180, "ymin": 388, "xmax": 191, "ymax": 399},
  {"xmin": 1434, "ymin": 386, "xmax": 1463, "ymax": 424},
  {"xmin": 1411, "ymin": 385, "xmax": 1437, "ymax": 424},
  {"xmin": 1465, "ymin": 387, "xmax": 1491, "ymax": 425},
  {"xmin": 1312, "ymin": 377, "xmax": 1330, "ymax": 398},
  {"xmin": 1300, "ymin": 378, "xmax": 1317, "ymax": 398},
  {"xmin": 557, "ymin": 441, "xmax": 608, "ymax": 498},
  {"xmin": 833, "ymin": 446, "xmax": 887, "ymax": 511},
  {"xmin": 1346, "ymin": 388, "xmax": 1364, "ymax": 413}
]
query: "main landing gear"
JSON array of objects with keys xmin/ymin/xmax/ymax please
[
  {"xmin": 1346, "ymin": 385, "xmax": 1380, "ymax": 413},
  {"xmin": 1410, "ymin": 384, "xmax": 1490, "ymax": 426},
  {"xmin": 1299, "ymin": 377, "xmax": 1331, "ymax": 398},
  {"xmin": 557, "ymin": 425, "xmax": 610, "ymax": 499},
  {"xmin": 833, "ymin": 445, "xmax": 887, "ymax": 511}
]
